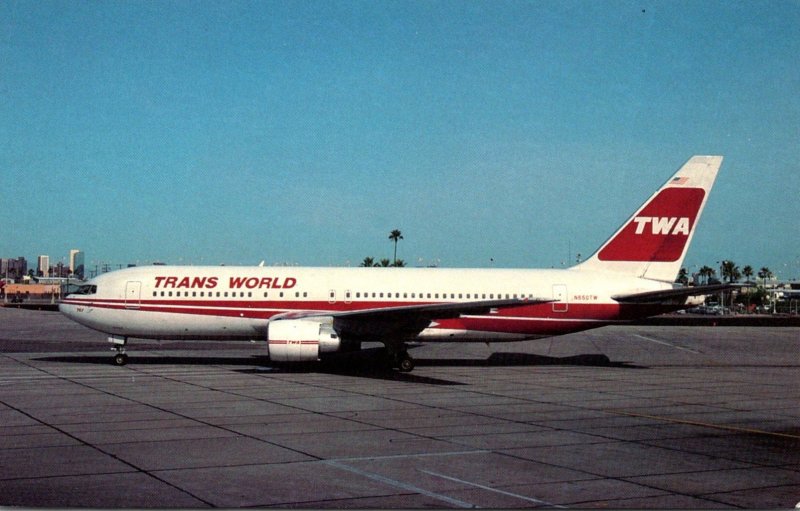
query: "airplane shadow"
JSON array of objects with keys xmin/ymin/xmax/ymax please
[
  {"xmin": 33, "ymin": 350, "xmax": 642, "ymax": 385},
  {"xmin": 420, "ymin": 352, "xmax": 642, "ymax": 369},
  {"xmin": 34, "ymin": 354, "xmax": 266, "ymax": 366}
]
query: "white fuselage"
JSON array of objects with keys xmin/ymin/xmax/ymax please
[{"xmin": 59, "ymin": 264, "xmax": 672, "ymax": 342}]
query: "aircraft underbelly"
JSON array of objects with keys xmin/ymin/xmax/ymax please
[{"xmin": 60, "ymin": 304, "xmax": 265, "ymax": 340}]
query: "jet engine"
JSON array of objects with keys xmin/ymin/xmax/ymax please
[{"xmin": 267, "ymin": 317, "xmax": 341, "ymax": 362}]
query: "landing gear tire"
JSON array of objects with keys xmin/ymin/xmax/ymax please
[
  {"xmin": 113, "ymin": 353, "xmax": 128, "ymax": 366},
  {"xmin": 386, "ymin": 343, "xmax": 415, "ymax": 373},
  {"xmin": 398, "ymin": 354, "xmax": 415, "ymax": 373}
]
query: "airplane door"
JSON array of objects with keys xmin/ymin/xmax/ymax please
[
  {"xmin": 552, "ymin": 284, "xmax": 568, "ymax": 312},
  {"xmin": 125, "ymin": 281, "xmax": 141, "ymax": 309}
]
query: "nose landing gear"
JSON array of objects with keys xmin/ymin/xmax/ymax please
[
  {"xmin": 109, "ymin": 335, "xmax": 128, "ymax": 366},
  {"xmin": 113, "ymin": 351, "xmax": 128, "ymax": 366}
]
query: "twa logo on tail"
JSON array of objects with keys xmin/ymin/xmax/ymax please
[
  {"xmin": 633, "ymin": 216, "xmax": 690, "ymax": 235},
  {"xmin": 598, "ymin": 187, "xmax": 705, "ymax": 262}
]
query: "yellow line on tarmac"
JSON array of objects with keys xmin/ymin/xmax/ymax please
[{"xmin": 608, "ymin": 410, "xmax": 800, "ymax": 440}]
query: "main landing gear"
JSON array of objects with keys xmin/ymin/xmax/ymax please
[
  {"xmin": 387, "ymin": 343, "xmax": 415, "ymax": 372},
  {"xmin": 109, "ymin": 335, "xmax": 128, "ymax": 366}
]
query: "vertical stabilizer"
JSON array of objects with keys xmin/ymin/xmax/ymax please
[{"xmin": 575, "ymin": 155, "xmax": 723, "ymax": 282}]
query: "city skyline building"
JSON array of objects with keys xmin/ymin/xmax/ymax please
[
  {"xmin": 69, "ymin": 249, "xmax": 85, "ymax": 279},
  {"xmin": 37, "ymin": 255, "xmax": 49, "ymax": 277},
  {"xmin": 1, "ymin": 257, "xmax": 28, "ymax": 281}
]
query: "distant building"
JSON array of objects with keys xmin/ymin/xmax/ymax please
[
  {"xmin": 69, "ymin": 249, "xmax": 85, "ymax": 279},
  {"xmin": 4, "ymin": 282, "xmax": 61, "ymax": 302},
  {"xmin": 38, "ymin": 255, "xmax": 50, "ymax": 277},
  {"xmin": 53, "ymin": 261, "xmax": 68, "ymax": 278},
  {"xmin": 0, "ymin": 257, "xmax": 28, "ymax": 281}
]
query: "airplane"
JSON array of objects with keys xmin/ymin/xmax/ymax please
[{"xmin": 60, "ymin": 155, "xmax": 730, "ymax": 371}]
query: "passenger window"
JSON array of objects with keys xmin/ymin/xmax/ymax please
[{"xmin": 280, "ymin": 292, "xmax": 284, "ymax": 297}]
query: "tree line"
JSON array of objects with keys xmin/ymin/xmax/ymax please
[
  {"xmin": 360, "ymin": 229, "xmax": 407, "ymax": 267},
  {"xmin": 677, "ymin": 261, "xmax": 779, "ymax": 310},
  {"xmin": 676, "ymin": 262, "xmax": 774, "ymax": 286}
]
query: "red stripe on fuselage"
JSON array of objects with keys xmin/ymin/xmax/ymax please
[{"xmin": 60, "ymin": 297, "xmax": 675, "ymax": 338}]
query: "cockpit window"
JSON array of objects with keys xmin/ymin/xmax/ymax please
[{"xmin": 75, "ymin": 285, "xmax": 97, "ymax": 295}]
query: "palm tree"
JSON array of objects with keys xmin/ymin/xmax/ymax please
[
  {"xmin": 721, "ymin": 260, "xmax": 741, "ymax": 283},
  {"xmin": 757, "ymin": 267, "xmax": 775, "ymax": 313},
  {"xmin": 388, "ymin": 229, "xmax": 403, "ymax": 265},
  {"xmin": 741, "ymin": 265, "xmax": 754, "ymax": 311},
  {"xmin": 360, "ymin": 257, "xmax": 376, "ymax": 267},
  {"xmin": 720, "ymin": 261, "xmax": 741, "ymax": 312},
  {"xmin": 378, "ymin": 258, "xmax": 392, "ymax": 267},
  {"xmin": 676, "ymin": 267, "xmax": 689, "ymax": 285},
  {"xmin": 699, "ymin": 265, "xmax": 715, "ymax": 284},
  {"xmin": 392, "ymin": 259, "xmax": 406, "ymax": 267}
]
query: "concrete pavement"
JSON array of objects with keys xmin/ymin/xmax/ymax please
[{"xmin": 1, "ymin": 307, "xmax": 798, "ymax": 508}]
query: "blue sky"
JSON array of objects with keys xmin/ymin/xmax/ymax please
[{"xmin": 2, "ymin": 1, "xmax": 799, "ymax": 279}]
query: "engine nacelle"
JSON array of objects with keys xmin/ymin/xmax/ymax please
[{"xmin": 267, "ymin": 318, "xmax": 340, "ymax": 362}]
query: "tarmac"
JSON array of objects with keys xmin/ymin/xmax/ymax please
[{"xmin": 0, "ymin": 307, "xmax": 798, "ymax": 508}]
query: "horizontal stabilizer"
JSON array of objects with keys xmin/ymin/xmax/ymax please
[{"xmin": 613, "ymin": 283, "xmax": 739, "ymax": 304}]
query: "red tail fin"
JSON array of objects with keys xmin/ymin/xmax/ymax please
[{"xmin": 576, "ymin": 156, "xmax": 722, "ymax": 282}]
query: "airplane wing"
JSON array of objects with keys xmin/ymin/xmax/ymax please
[
  {"xmin": 612, "ymin": 283, "xmax": 739, "ymax": 304},
  {"xmin": 274, "ymin": 298, "xmax": 553, "ymax": 341}
]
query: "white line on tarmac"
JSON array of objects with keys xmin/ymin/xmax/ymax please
[
  {"xmin": 632, "ymin": 334, "xmax": 702, "ymax": 354},
  {"xmin": 420, "ymin": 469, "xmax": 568, "ymax": 508},
  {"xmin": 323, "ymin": 460, "xmax": 477, "ymax": 508},
  {"xmin": 331, "ymin": 449, "xmax": 489, "ymax": 463}
]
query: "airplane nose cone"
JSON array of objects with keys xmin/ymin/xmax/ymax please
[
  {"xmin": 58, "ymin": 301, "xmax": 95, "ymax": 330},
  {"xmin": 58, "ymin": 301, "xmax": 79, "ymax": 320}
]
